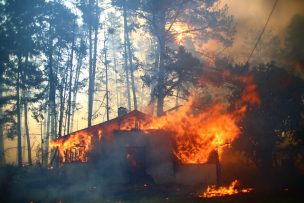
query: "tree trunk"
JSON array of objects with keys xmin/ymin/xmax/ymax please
[
  {"xmin": 40, "ymin": 118, "xmax": 43, "ymax": 165},
  {"xmin": 24, "ymin": 99, "xmax": 32, "ymax": 165},
  {"xmin": 67, "ymin": 20, "xmax": 76, "ymax": 134},
  {"xmin": 58, "ymin": 61, "xmax": 68, "ymax": 136},
  {"xmin": 23, "ymin": 54, "xmax": 32, "ymax": 165},
  {"xmin": 63, "ymin": 70, "xmax": 69, "ymax": 135},
  {"xmin": 44, "ymin": 101, "xmax": 50, "ymax": 167},
  {"xmin": 126, "ymin": 24, "xmax": 137, "ymax": 110},
  {"xmin": 123, "ymin": 2, "xmax": 131, "ymax": 111},
  {"xmin": 71, "ymin": 41, "xmax": 84, "ymax": 132},
  {"xmin": 104, "ymin": 35, "xmax": 110, "ymax": 121},
  {"xmin": 17, "ymin": 55, "xmax": 22, "ymax": 167},
  {"xmin": 0, "ymin": 80, "xmax": 5, "ymax": 165},
  {"xmin": 49, "ymin": 64, "xmax": 56, "ymax": 139},
  {"xmin": 44, "ymin": 23, "xmax": 55, "ymax": 166},
  {"xmin": 156, "ymin": 13, "xmax": 166, "ymax": 116},
  {"xmin": 87, "ymin": 0, "xmax": 94, "ymax": 127},
  {"xmin": 91, "ymin": 0, "xmax": 98, "ymax": 119},
  {"xmin": 111, "ymin": 37, "xmax": 120, "ymax": 110},
  {"xmin": 58, "ymin": 79, "xmax": 64, "ymax": 136}
]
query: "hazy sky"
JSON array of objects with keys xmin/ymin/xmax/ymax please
[
  {"xmin": 223, "ymin": 0, "xmax": 304, "ymax": 61},
  {"xmin": 225, "ymin": 0, "xmax": 304, "ymax": 34}
]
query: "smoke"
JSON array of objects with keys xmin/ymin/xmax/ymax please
[{"xmin": 222, "ymin": 0, "xmax": 304, "ymax": 63}]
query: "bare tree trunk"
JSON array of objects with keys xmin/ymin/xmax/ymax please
[
  {"xmin": 58, "ymin": 80, "xmax": 64, "ymax": 136},
  {"xmin": 0, "ymin": 84, "xmax": 5, "ymax": 165},
  {"xmin": 44, "ymin": 24, "xmax": 56, "ymax": 166},
  {"xmin": 24, "ymin": 99, "xmax": 32, "ymax": 165},
  {"xmin": 42, "ymin": 106, "xmax": 49, "ymax": 167},
  {"xmin": 111, "ymin": 38, "xmax": 120, "ymax": 110},
  {"xmin": 71, "ymin": 41, "xmax": 84, "ymax": 132},
  {"xmin": 63, "ymin": 71, "xmax": 69, "ymax": 135},
  {"xmin": 92, "ymin": 0, "xmax": 98, "ymax": 119},
  {"xmin": 44, "ymin": 102, "xmax": 50, "ymax": 167},
  {"xmin": 58, "ymin": 61, "xmax": 68, "ymax": 136},
  {"xmin": 104, "ymin": 35, "xmax": 110, "ymax": 121},
  {"xmin": 67, "ymin": 20, "xmax": 76, "ymax": 134},
  {"xmin": 123, "ymin": 2, "xmax": 131, "ymax": 111},
  {"xmin": 87, "ymin": 0, "xmax": 94, "ymax": 127},
  {"xmin": 0, "ymin": 61, "xmax": 4, "ymax": 165},
  {"xmin": 17, "ymin": 55, "xmax": 22, "ymax": 167},
  {"xmin": 156, "ymin": 11, "xmax": 166, "ymax": 116},
  {"xmin": 87, "ymin": 0, "xmax": 99, "ymax": 127},
  {"xmin": 23, "ymin": 54, "xmax": 32, "ymax": 165},
  {"xmin": 40, "ymin": 119, "xmax": 43, "ymax": 165},
  {"xmin": 140, "ymin": 84, "xmax": 145, "ymax": 109},
  {"xmin": 0, "ymin": 135, "xmax": 4, "ymax": 165},
  {"xmin": 126, "ymin": 26, "xmax": 137, "ymax": 110}
]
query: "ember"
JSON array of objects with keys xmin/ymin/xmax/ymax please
[{"xmin": 199, "ymin": 179, "xmax": 253, "ymax": 198}]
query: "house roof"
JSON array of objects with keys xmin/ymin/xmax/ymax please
[{"xmin": 55, "ymin": 110, "xmax": 153, "ymax": 140}]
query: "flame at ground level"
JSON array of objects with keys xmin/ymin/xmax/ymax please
[{"xmin": 199, "ymin": 180, "xmax": 253, "ymax": 198}]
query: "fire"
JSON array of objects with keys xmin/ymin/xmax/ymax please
[
  {"xmin": 167, "ymin": 21, "xmax": 196, "ymax": 44},
  {"xmin": 199, "ymin": 180, "xmax": 253, "ymax": 198},
  {"xmin": 50, "ymin": 70, "xmax": 260, "ymax": 166},
  {"xmin": 144, "ymin": 100, "xmax": 240, "ymax": 163},
  {"xmin": 50, "ymin": 131, "xmax": 92, "ymax": 163},
  {"xmin": 142, "ymin": 72, "xmax": 260, "ymax": 164}
]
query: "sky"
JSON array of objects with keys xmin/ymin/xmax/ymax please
[{"xmin": 4, "ymin": 0, "xmax": 304, "ymax": 164}]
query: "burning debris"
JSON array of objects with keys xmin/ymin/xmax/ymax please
[{"xmin": 199, "ymin": 179, "xmax": 253, "ymax": 198}]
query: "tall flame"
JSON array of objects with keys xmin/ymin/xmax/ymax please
[
  {"xmin": 143, "ymin": 74, "xmax": 260, "ymax": 164},
  {"xmin": 144, "ymin": 100, "xmax": 240, "ymax": 163}
]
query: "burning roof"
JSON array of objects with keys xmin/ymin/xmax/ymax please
[{"xmin": 50, "ymin": 110, "xmax": 152, "ymax": 163}]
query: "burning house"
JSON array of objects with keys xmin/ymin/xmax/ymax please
[{"xmin": 50, "ymin": 109, "xmax": 220, "ymax": 186}]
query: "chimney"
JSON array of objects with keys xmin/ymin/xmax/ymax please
[{"xmin": 118, "ymin": 107, "xmax": 128, "ymax": 117}]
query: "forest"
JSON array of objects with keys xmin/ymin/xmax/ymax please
[{"xmin": 0, "ymin": 0, "xmax": 304, "ymax": 202}]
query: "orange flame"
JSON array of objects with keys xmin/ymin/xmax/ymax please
[
  {"xmin": 50, "ymin": 70, "xmax": 260, "ymax": 166},
  {"xmin": 144, "ymin": 100, "xmax": 240, "ymax": 163},
  {"xmin": 141, "ymin": 72, "xmax": 260, "ymax": 164},
  {"xmin": 199, "ymin": 179, "xmax": 253, "ymax": 198},
  {"xmin": 50, "ymin": 131, "xmax": 92, "ymax": 163}
]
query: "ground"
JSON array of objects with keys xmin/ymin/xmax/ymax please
[{"xmin": 0, "ymin": 166, "xmax": 303, "ymax": 203}]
